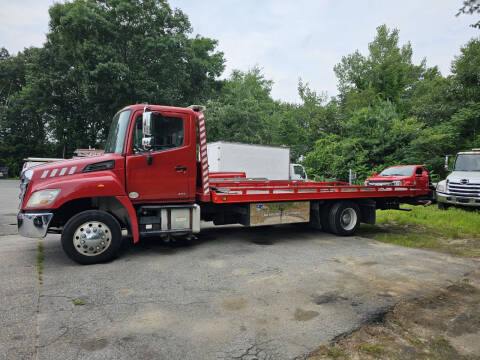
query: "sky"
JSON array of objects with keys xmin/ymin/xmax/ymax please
[{"xmin": 0, "ymin": 0, "xmax": 478, "ymax": 103}]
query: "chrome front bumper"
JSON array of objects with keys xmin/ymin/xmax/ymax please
[
  {"xmin": 436, "ymin": 192, "xmax": 480, "ymax": 207},
  {"xmin": 17, "ymin": 212, "xmax": 53, "ymax": 238}
]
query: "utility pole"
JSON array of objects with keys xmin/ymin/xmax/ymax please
[{"xmin": 349, "ymin": 169, "xmax": 357, "ymax": 185}]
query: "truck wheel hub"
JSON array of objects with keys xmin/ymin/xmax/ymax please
[
  {"xmin": 340, "ymin": 208, "xmax": 357, "ymax": 231},
  {"xmin": 73, "ymin": 221, "xmax": 111, "ymax": 256}
]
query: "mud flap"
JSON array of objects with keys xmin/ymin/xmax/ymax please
[{"xmin": 359, "ymin": 200, "xmax": 376, "ymax": 225}]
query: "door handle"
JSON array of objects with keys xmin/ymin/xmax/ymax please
[{"xmin": 174, "ymin": 166, "xmax": 187, "ymax": 172}]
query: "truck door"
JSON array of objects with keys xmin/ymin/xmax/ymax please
[
  {"xmin": 415, "ymin": 166, "xmax": 428, "ymax": 189},
  {"xmin": 125, "ymin": 110, "xmax": 195, "ymax": 202}
]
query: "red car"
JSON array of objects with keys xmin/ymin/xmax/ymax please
[{"xmin": 364, "ymin": 165, "xmax": 430, "ymax": 189}]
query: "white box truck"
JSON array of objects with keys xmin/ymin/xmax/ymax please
[{"xmin": 207, "ymin": 141, "xmax": 307, "ymax": 180}]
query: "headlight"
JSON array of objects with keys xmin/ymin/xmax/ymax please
[
  {"xmin": 436, "ymin": 181, "xmax": 446, "ymax": 193},
  {"xmin": 364, "ymin": 181, "xmax": 368, "ymax": 186},
  {"xmin": 26, "ymin": 189, "xmax": 61, "ymax": 208},
  {"xmin": 24, "ymin": 169, "xmax": 34, "ymax": 180},
  {"xmin": 392, "ymin": 181, "xmax": 402, "ymax": 186}
]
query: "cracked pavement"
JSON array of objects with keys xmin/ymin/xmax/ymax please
[{"xmin": 0, "ymin": 179, "xmax": 478, "ymax": 359}]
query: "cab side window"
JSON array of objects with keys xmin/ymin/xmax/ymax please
[
  {"xmin": 132, "ymin": 113, "xmax": 184, "ymax": 153},
  {"xmin": 416, "ymin": 167, "xmax": 423, "ymax": 175}
]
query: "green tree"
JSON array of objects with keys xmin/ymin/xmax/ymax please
[
  {"xmin": 334, "ymin": 25, "xmax": 426, "ymax": 115},
  {"xmin": 270, "ymin": 81, "xmax": 340, "ymax": 161},
  {"xmin": 457, "ymin": 0, "xmax": 480, "ymax": 28},
  {"xmin": 205, "ymin": 67, "xmax": 278, "ymax": 145},
  {"xmin": 304, "ymin": 101, "xmax": 421, "ymax": 181},
  {"xmin": 27, "ymin": 0, "xmax": 225, "ymax": 156},
  {"xmin": 404, "ymin": 67, "xmax": 458, "ymax": 127},
  {"xmin": 452, "ymin": 38, "xmax": 480, "ymax": 102},
  {"xmin": 0, "ymin": 48, "xmax": 51, "ymax": 175}
]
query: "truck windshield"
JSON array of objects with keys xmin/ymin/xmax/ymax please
[
  {"xmin": 454, "ymin": 154, "xmax": 480, "ymax": 171},
  {"xmin": 104, "ymin": 110, "xmax": 131, "ymax": 154},
  {"xmin": 380, "ymin": 166, "xmax": 415, "ymax": 176}
]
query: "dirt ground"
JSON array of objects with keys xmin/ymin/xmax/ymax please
[{"xmin": 309, "ymin": 268, "xmax": 480, "ymax": 360}]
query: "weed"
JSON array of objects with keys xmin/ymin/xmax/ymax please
[
  {"xmin": 407, "ymin": 336, "xmax": 424, "ymax": 347},
  {"xmin": 316, "ymin": 344, "xmax": 348, "ymax": 359},
  {"xmin": 429, "ymin": 338, "xmax": 459, "ymax": 358},
  {"xmin": 72, "ymin": 298, "xmax": 86, "ymax": 306},
  {"xmin": 37, "ymin": 240, "xmax": 44, "ymax": 283},
  {"xmin": 358, "ymin": 344, "xmax": 384, "ymax": 356}
]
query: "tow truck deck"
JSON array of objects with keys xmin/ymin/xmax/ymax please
[{"xmin": 202, "ymin": 178, "xmax": 428, "ymax": 204}]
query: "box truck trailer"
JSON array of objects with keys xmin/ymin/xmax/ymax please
[{"xmin": 207, "ymin": 141, "xmax": 306, "ymax": 180}]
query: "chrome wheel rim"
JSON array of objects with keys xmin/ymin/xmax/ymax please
[
  {"xmin": 340, "ymin": 208, "xmax": 357, "ymax": 231},
  {"xmin": 73, "ymin": 221, "xmax": 111, "ymax": 256}
]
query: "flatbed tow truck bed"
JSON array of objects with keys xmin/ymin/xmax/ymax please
[{"xmin": 202, "ymin": 179, "xmax": 428, "ymax": 204}]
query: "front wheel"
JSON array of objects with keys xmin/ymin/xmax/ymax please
[
  {"xmin": 328, "ymin": 201, "xmax": 361, "ymax": 236},
  {"xmin": 61, "ymin": 210, "xmax": 122, "ymax": 265}
]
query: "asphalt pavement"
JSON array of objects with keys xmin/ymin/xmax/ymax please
[{"xmin": 0, "ymin": 179, "xmax": 477, "ymax": 360}]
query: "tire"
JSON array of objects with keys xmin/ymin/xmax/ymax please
[
  {"xmin": 320, "ymin": 202, "xmax": 333, "ymax": 233},
  {"xmin": 438, "ymin": 202, "xmax": 449, "ymax": 210},
  {"xmin": 328, "ymin": 201, "xmax": 361, "ymax": 236},
  {"xmin": 61, "ymin": 210, "xmax": 122, "ymax": 265}
]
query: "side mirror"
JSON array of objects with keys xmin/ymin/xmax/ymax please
[
  {"xmin": 373, "ymin": 172, "xmax": 378, "ymax": 177},
  {"xmin": 143, "ymin": 110, "xmax": 152, "ymax": 136},
  {"xmin": 142, "ymin": 109, "xmax": 153, "ymax": 149},
  {"xmin": 444, "ymin": 155, "xmax": 453, "ymax": 171},
  {"xmin": 142, "ymin": 136, "xmax": 152, "ymax": 148}
]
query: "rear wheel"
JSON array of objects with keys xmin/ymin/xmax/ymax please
[
  {"xmin": 61, "ymin": 210, "xmax": 122, "ymax": 265},
  {"xmin": 328, "ymin": 201, "xmax": 361, "ymax": 236}
]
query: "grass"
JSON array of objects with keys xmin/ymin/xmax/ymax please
[
  {"xmin": 313, "ymin": 345, "xmax": 348, "ymax": 359},
  {"xmin": 358, "ymin": 204, "xmax": 480, "ymax": 257},
  {"xmin": 358, "ymin": 344, "xmax": 384, "ymax": 356},
  {"xmin": 37, "ymin": 240, "xmax": 44, "ymax": 283},
  {"xmin": 71, "ymin": 298, "xmax": 86, "ymax": 306}
]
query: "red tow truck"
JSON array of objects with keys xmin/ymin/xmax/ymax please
[{"xmin": 18, "ymin": 105, "xmax": 430, "ymax": 264}]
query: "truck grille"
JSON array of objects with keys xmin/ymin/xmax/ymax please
[
  {"xmin": 366, "ymin": 181, "xmax": 395, "ymax": 186},
  {"xmin": 447, "ymin": 181, "xmax": 480, "ymax": 198}
]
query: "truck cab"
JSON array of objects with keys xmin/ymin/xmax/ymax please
[
  {"xmin": 436, "ymin": 150, "xmax": 480, "ymax": 208},
  {"xmin": 290, "ymin": 164, "xmax": 307, "ymax": 181},
  {"xmin": 18, "ymin": 105, "xmax": 205, "ymax": 264}
]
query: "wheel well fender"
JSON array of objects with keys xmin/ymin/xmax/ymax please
[
  {"xmin": 315, "ymin": 199, "xmax": 376, "ymax": 226},
  {"xmin": 51, "ymin": 196, "xmax": 139, "ymax": 243}
]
